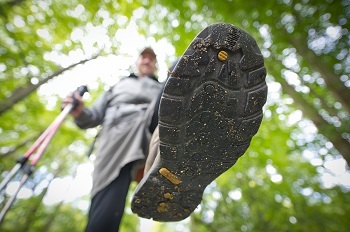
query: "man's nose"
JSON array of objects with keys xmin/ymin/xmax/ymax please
[{"xmin": 143, "ymin": 56, "xmax": 152, "ymax": 63}]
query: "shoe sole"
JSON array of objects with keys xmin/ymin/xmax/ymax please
[{"xmin": 131, "ymin": 22, "xmax": 267, "ymax": 221}]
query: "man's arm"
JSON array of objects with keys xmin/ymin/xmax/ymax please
[{"xmin": 62, "ymin": 90, "xmax": 109, "ymax": 129}]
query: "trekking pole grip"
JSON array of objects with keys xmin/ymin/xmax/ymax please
[
  {"xmin": 76, "ymin": 85, "xmax": 88, "ymax": 97},
  {"xmin": 72, "ymin": 85, "xmax": 88, "ymax": 110}
]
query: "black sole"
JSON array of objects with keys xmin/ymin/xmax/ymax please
[{"xmin": 131, "ymin": 22, "xmax": 267, "ymax": 221}]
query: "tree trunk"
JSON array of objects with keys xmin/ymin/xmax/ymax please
[
  {"xmin": 266, "ymin": 61, "xmax": 350, "ymax": 165},
  {"xmin": 289, "ymin": 37, "xmax": 350, "ymax": 113},
  {"xmin": 289, "ymin": 9, "xmax": 350, "ymax": 113}
]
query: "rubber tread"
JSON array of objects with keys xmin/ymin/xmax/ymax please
[{"xmin": 131, "ymin": 22, "xmax": 267, "ymax": 222}]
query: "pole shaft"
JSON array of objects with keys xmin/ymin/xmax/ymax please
[
  {"xmin": 0, "ymin": 164, "xmax": 21, "ymax": 192},
  {"xmin": 0, "ymin": 174, "xmax": 28, "ymax": 224}
]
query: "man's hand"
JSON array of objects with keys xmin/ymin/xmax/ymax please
[{"xmin": 61, "ymin": 92, "xmax": 84, "ymax": 118}]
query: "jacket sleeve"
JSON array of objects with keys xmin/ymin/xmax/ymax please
[{"xmin": 74, "ymin": 91, "xmax": 109, "ymax": 129}]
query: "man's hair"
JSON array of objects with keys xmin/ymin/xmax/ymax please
[{"xmin": 140, "ymin": 47, "xmax": 156, "ymax": 59}]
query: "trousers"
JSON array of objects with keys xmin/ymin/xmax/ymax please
[{"xmin": 85, "ymin": 162, "xmax": 134, "ymax": 232}]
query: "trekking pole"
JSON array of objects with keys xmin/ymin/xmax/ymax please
[
  {"xmin": 0, "ymin": 86, "xmax": 87, "ymax": 192},
  {"xmin": 0, "ymin": 123, "xmax": 58, "ymax": 224},
  {"xmin": 0, "ymin": 85, "xmax": 88, "ymax": 224},
  {"xmin": 0, "ymin": 107, "xmax": 68, "ymax": 192},
  {"xmin": 0, "ymin": 165, "xmax": 31, "ymax": 224}
]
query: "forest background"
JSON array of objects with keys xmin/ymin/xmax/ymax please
[{"xmin": 0, "ymin": 0, "xmax": 349, "ymax": 231}]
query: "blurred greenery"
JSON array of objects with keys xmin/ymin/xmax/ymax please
[{"xmin": 1, "ymin": 0, "xmax": 349, "ymax": 231}]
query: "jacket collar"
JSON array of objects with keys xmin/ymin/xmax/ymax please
[{"xmin": 129, "ymin": 73, "xmax": 158, "ymax": 82}]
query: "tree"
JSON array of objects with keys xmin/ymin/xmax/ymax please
[
  {"xmin": 0, "ymin": 56, "xmax": 99, "ymax": 115},
  {"xmin": 0, "ymin": 0, "xmax": 349, "ymax": 231},
  {"xmin": 152, "ymin": 0, "xmax": 350, "ymax": 164}
]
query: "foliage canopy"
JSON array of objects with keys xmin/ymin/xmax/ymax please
[{"xmin": 0, "ymin": 0, "xmax": 349, "ymax": 231}]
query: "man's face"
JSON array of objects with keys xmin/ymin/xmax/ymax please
[{"xmin": 135, "ymin": 53, "xmax": 157, "ymax": 77}]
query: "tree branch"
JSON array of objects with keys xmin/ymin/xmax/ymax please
[{"xmin": 0, "ymin": 54, "xmax": 100, "ymax": 115}]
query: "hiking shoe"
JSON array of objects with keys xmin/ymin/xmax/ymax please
[{"xmin": 131, "ymin": 22, "xmax": 267, "ymax": 221}]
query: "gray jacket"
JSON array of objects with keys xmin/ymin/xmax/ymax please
[{"xmin": 75, "ymin": 74, "xmax": 162, "ymax": 197}]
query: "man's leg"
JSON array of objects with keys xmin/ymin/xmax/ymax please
[
  {"xmin": 132, "ymin": 23, "xmax": 267, "ymax": 221},
  {"xmin": 86, "ymin": 162, "xmax": 133, "ymax": 232},
  {"xmin": 145, "ymin": 59, "xmax": 179, "ymax": 175},
  {"xmin": 144, "ymin": 125, "xmax": 160, "ymax": 175}
]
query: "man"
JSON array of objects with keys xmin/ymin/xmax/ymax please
[
  {"xmin": 132, "ymin": 22, "xmax": 267, "ymax": 222},
  {"xmin": 62, "ymin": 47, "xmax": 162, "ymax": 231}
]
